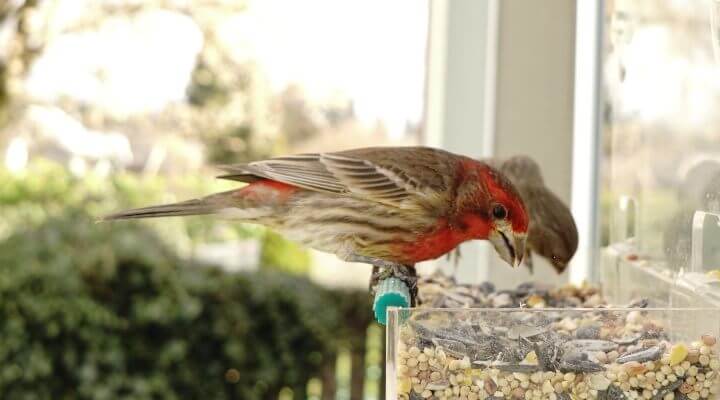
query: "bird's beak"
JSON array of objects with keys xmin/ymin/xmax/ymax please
[
  {"xmin": 550, "ymin": 258, "xmax": 568, "ymax": 274},
  {"xmin": 489, "ymin": 224, "xmax": 526, "ymax": 267}
]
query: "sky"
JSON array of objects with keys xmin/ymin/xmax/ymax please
[
  {"xmin": 224, "ymin": 0, "xmax": 429, "ymax": 137},
  {"xmin": 24, "ymin": 0, "xmax": 429, "ymax": 137},
  {"xmin": 26, "ymin": 8, "xmax": 204, "ymax": 116}
]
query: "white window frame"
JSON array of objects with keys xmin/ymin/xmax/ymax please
[
  {"xmin": 422, "ymin": 0, "xmax": 499, "ymax": 283},
  {"xmin": 570, "ymin": 0, "xmax": 604, "ymax": 284}
]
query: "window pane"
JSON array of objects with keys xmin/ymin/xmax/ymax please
[{"xmin": 602, "ymin": 0, "xmax": 720, "ymax": 271}]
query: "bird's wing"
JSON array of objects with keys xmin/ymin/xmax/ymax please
[{"xmin": 217, "ymin": 146, "xmax": 458, "ymax": 209}]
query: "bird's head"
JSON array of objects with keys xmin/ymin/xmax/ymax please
[
  {"xmin": 524, "ymin": 185, "xmax": 579, "ymax": 273},
  {"xmin": 498, "ymin": 155, "xmax": 545, "ymax": 185},
  {"xmin": 454, "ymin": 160, "xmax": 529, "ymax": 267}
]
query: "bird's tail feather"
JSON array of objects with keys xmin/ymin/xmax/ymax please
[{"xmin": 101, "ymin": 198, "xmax": 218, "ymax": 221}]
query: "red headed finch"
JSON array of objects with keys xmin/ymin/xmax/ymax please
[{"xmin": 104, "ymin": 147, "xmax": 529, "ymax": 268}]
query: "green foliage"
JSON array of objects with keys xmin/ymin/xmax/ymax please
[
  {"xmin": 260, "ymin": 231, "xmax": 312, "ymax": 275},
  {"xmin": 0, "ymin": 161, "xmax": 372, "ymax": 399},
  {"xmin": 0, "ymin": 211, "xmax": 371, "ymax": 399},
  {"xmin": 0, "ymin": 160, "xmax": 308, "ymax": 271}
]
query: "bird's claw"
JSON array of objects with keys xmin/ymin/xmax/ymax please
[{"xmin": 348, "ymin": 255, "xmax": 418, "ymax": 306}]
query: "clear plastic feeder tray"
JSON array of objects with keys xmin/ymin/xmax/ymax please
[
  {"xmin": 601, "ymin": 196, "xmax": 676, "ymax": 307},
  {"xmin": 387, "ymin": 308, "xmax": 720, "ymax": 400},
  {"xmin": 671, "ymin": 211, "xmax": 720, "ymax": 309},
  {"xmin": 616, "ymin": 258, "xmax": 675, "ymax": 307}
]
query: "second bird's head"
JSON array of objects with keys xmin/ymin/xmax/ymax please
[{"xmin": 453, "ymin": 160, "xmax": 529, "ymax": 267}]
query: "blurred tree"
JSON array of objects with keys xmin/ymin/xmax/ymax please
[
  {"xmin": 0, "ymin": 0, "xmax": 342, "ymax": 174},
  {"xmin": 278, "ymin": 85, "xmax": 320, "ymax": 146},
  {"xmin": 0, "ymin": 160, "xmax": 256, "ymax": 256},
  {"xmin": 0, "ymin": 0, "xmax": 43, "ymax": 127},
  {"xmin": 184, "ymin": 6, "xmax": 277, "ymax": 165}
]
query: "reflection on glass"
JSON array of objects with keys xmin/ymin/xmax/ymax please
[
  {"xmin": 711, "ymin": 0, "xmax": 720, "ymax": 64},
  {"xmin": 602, "ymin": 1, "xmax": 720, "ymax": 274}
]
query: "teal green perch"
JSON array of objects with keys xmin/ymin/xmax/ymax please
[{"xmin": 373, "ymin": 277, "xmax": 411, "ymax": 325}]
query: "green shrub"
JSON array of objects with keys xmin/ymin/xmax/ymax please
[
  {"xmin": 0, "ymin": 160, "xmax": 307, "ymax": 272},
  {"xmin": 260, "ymin": 231, "xmax": 312, "ymax": 275},
  {"xmin": 0, "ymin": 212, "xmax": 371, "ymax": 399}
]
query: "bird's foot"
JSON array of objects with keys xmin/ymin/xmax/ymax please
[
  {"xmin": 347, "ymin": 254, "xmax": 418, "ymax": 307},
  {"xmin": 370, "ymin": 263, "xmax": 417, "ymax": 298}
]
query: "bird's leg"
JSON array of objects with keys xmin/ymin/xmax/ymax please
[
  {"xmin": 347, "ymin": 254, "xmax": 418, "ymax": 306},
  {"xmin": 451, "ymin": 247, "xmax": 461, "ymax": 277},
  {"xmin": 523, "ymin": 250, "xmax": 534, "ymax": 274}
]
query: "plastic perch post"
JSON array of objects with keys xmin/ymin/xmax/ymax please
[
  {"xmin": 615, "ymin": 195, "xmax": 639, "ymax": 243},
  {"xmin": 373, "ymin": 278, "xmax": 411, "ymax": 325},
  {"xmin": 691, "ymin": 210, "xmax": 720, "ymax": 273}
]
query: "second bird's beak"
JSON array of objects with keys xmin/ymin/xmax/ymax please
[{"xmin": 489, "ymin": 224, "xmax": 526, "ymax": 267}]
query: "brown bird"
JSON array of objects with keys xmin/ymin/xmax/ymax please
[
  {"xmin": 103, "ymin": 146, "xmax": 529, "ymax": 269},
  {"xmin": 487, "ymin": 155, "xmax": 578, "ymax": 273}
]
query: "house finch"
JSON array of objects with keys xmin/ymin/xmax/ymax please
[
  {"xmin": 484, "ymin": 155, "xmax": 578, "ymax": 273},
  {"xmin": 104, "ymin": 147, "xmax": 529, "ymax": 270}
]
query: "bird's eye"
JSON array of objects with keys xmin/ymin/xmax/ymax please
[{"xmin": 492, "ymin": 204, "xmax": 508, "ymax": 220}]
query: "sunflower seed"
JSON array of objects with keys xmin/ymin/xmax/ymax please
[{"xmin": 616, "ymin": 346, "xmax": 663, "ymax": 364}]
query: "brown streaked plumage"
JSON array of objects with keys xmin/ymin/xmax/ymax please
[
  {"xmin": 103, "ymin": 146, "xmax": 529, "ymax": 267},
  {"xmin": 488, "ymin": 155, "xmax": 578, "ymax": 273}
]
